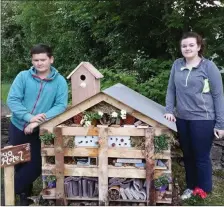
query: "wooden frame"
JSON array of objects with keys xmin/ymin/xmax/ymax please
[
  {"xmin": 41, "ymin": 126, "xmax": 173, "ymax": 205},
  {"xmin": 39, "ymin": 92, "xmax": 174, "ymax": 205}
]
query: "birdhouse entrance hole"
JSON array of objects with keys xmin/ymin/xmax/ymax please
[{"xmin": 80, "ymin": 75, "xmax": 86, "ymax": 81}]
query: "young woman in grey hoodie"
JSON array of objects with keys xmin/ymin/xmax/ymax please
[{"xmin": 164, "ymin": 32, "xmax": 224, "ymax": 200}]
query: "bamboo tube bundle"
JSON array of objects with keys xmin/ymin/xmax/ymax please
[{"xmin": 108, "ymin": 186, "xmax": 120, "ymax": 200}]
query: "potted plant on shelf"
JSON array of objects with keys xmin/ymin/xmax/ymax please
[
  {"xmin": 42, "ymin": 175, "xmax": 57, "ymax": 188},
  {"xmin": 109, "ymin": 109, "xmax": 127, "ymax": 125},
  {"xmin": 40, "ymin": 132, "xmax": 55, "ymax": 146},
  {"xmin": 80, "ymin": 111, "xmax": 103, "ymax": 127},
  {"xmin": 154, "ymin": 174, "xmax": 172, "ymax": 192}
]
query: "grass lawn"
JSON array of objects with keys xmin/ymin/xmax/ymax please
[{"xmin": 1, "ymin": 83, "xmax": 11, "ymax": 103}]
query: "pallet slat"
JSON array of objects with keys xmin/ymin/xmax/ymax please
[
  {"xmin": 42, "ymin": 147, "xmax": 170, "ymax": 159},
  {"xmin": 42, "ymin": 164, "xmax": 147, "ymax": 178},
  {"xmin": 41, "ymin": 147, "xmax": 145, "ymax": 158}
]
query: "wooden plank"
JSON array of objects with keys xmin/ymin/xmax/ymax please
[
  {"xmin": 54, "ymin": 127, "xmax": 67, "ymax": 206},
  {"xmin": 108, "ymin": 166, "xmax": 146, "ymax": 178},
  {"xmin": 144, "ymin": 128, "xmax": 156, "ymax": 206},
  {"xmin": 41, "ymin": 147, "xmax": 98, "ymax": 157},
  {"xmin": 40, "ymin": 93, "xmax": 105, "ymax": 128},
  {"xmin": 42, "ymin": 164, "xmax": 146, "ymax": 178},
  {"xmin": 41, "ymin": 142, "xmax": 47, "ymax": 189},
  {"xmin": 60, "ymin": 126, "xmax": 145, "ymax": 136},
  {"xmin": 98, "ymin": 127, "xmax": 109, "ymax": 206},
  {"xmin": 1, "ymin": 143, "xmax": 31, "ymax": 168},
  {"xmin": 108, "ymin": 148, "xmax": 144, "ymax": 158},
  {"xmin": 42, "ymin": 164, "xmax": 98, "ymax": 177},
  {"xmin": 4, "ymin": 166, "xmax": 15, "ymax": 205},
  {"xmin": 109, "ymin": 199, "xmax": 147, "ymax": 203},
  {"xmin": 156, "ymin": 199, "xmax": 172, "ymax": 204},
  {"xmin": 153, "ymin": 151, "xmax": 171, "ymax": 159},
  {"xmin": 40, "ymin": 126, "xmax": 147, "ymax": 136},
  {"xmin": 40, "ymin": 127, "xmax": 54, "ymax": 134},
  {"xmin": 41, "ymin": 147, "xmax": 146, "ymax": 158}
]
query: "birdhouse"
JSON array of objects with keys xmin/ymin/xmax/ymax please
[{"xmin": 67, "ymin": 62, "xmax": 104, "ymax": 106}]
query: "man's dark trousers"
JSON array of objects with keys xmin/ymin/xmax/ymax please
[
  {"xmin": 176, "ymin": 118, "xmax": 215, "ymax": 193},
  {"xmin": 8, "ymin": 122, "xmax": 41, "ymax": 195}
]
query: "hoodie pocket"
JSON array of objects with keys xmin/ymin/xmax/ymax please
[{"xmin": 202, "ymin": 78, "xmax": 210, "ymax": 93}]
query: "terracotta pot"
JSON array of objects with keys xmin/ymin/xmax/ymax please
[
  {"xmin": 123, "ymin": 114, "xmax": 135, "ymax": 125},
  {"xmin": 91, "ymin": 119, "xmax": 98, "ymax": 126},
  {"xmin": 73, "ymin": 113, "xmax": 83, "ymax": 124}
]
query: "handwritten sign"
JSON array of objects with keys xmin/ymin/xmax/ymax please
[{"xmin": 1, "ymin": 143, "xmax": 31, "ymax": 168}]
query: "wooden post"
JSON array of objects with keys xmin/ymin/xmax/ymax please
[
  {"xmin": 145, "ymin": 128, "xmax": 156, "ymax": 205},
  {"xmin": 98, "ymin": 127, "xmax": 108, "ymax": 206},
  {"xmin": 54, "ymin": 126, "xmax": 67, "ymax": 206},
  {"xmin": 4, "ymin": 166, "xmax": 14, "ymax": 205},
  {"xmin": 1, "ymin": 144, "xmax": 31, "ymax": 206}
]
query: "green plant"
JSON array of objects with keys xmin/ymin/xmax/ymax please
[
  {"xmin": 39, "ymin": 132, "xmax": 55, "ymax": 145},
  {"xmin": 154, "ymin": 134, "xmax": 170, "ymax": 153},
  {"xmin": 42, "ymin": 175, "xmax": 56, "ymax": 183},
  {"xmin": 154, "ymin": 174, "xmax": 171, "ymax": 189},
  {"xmin": 80, "ymin": 111, "xmax": 103, "ymax": 127}
]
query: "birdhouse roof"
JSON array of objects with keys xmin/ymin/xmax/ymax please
[{"xmin": 67, "ymin": 62, "xmax": 104, "ymax": 79}]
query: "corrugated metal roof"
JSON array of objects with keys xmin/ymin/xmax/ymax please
[
  {"xmin": 103, "ymin": 83, "xmax": 177, "ymax": 132},
  {"xmin": 67, "ymin": 62, "xmax": 104, "ymax": 79}
]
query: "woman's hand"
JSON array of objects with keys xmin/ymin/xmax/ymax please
[
  {"xmin": 164, "ymin": 113, "xmax": 176, "ymax": 122},
  {"xmin": 214, "ymin": 129, "xmax": 224, "ymax": 139}
]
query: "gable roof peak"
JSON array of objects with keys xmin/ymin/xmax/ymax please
[{"xmin": 67, "ymin": 62, "xmax": 104, "ymax": 79}]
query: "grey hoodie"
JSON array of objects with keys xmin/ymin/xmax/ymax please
[{"xmin": 165, "ymin": 57, "xmax": 224, "ymax": 130}]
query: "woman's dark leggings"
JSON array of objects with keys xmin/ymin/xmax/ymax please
[
  {"xmin": 176, "ymin": 118, "xmax": 215, "ymax": 193},
  {"xmin": 8, "ymin": 122, "xmax": 41, "ymax": 195}
]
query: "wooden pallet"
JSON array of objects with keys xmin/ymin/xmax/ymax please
[{"xmin": 41, "ymin": 125, "xmax": 172, "ymax": 205}]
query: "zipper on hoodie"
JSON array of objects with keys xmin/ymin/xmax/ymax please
[
  {"xmin": 23, "ymin": 80, "xmax": 44, "ymax": 130},
  {"xmin": 185, "ymin": 69, "xmax": 192, "ymax": 87},
  {"xmin": 31, "ymin": 80, "xmax": 43, "ymax": 114}
]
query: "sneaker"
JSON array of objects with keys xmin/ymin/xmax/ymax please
[{"xmin": 180, "ymin": 189, "xmax": 193, "ymax": 200}]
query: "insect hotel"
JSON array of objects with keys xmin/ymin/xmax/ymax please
[{"xmin": 39, "ymin": 62, "xmax": 177, "ymax": 206}]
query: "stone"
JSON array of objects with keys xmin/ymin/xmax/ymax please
[
  {"xmin": 211, "ymin": 145, "xmax": 222, "ymax": 160},
  {"xmin": 212, "ymin": 160, "xmax": 222, "ymax": 170},
  {"xmin": 214, "ymin": 140, "xmax": 224, "ymax": 147}
]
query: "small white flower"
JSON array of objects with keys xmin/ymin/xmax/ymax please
[
  {"xmin": 85, "ymin": 121, "xmax": 91, "ymax": 127},
  {"xmin": 98, "ymin": 111, "xmax": 103, "ymax": 117},
  {"xmin": 80, "ymin": 119, "xmax": 85, "ymax": 125},
  {"xmin": 111, "ymin": 112, "xmax": 118, "ymax": 118},
  {"xmin": 121, "ymin": 114, "xmax": 126, "ymax": 120},
  {"xmin": 120, "ymin": 110, "xmax": 126, "ymax": 115}
]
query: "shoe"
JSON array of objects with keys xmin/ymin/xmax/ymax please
[
  {"xmin": 180, "ymin": 188, "xmax": 193, "ymax": 200},
  {"xmin": 193, "ymin": 187, "xmax": 207, "ymax": 199}
]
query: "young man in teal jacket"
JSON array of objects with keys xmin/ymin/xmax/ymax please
[{"xmin": 7, "ymin": 44, "xmax": 68, "ymax": 205}]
